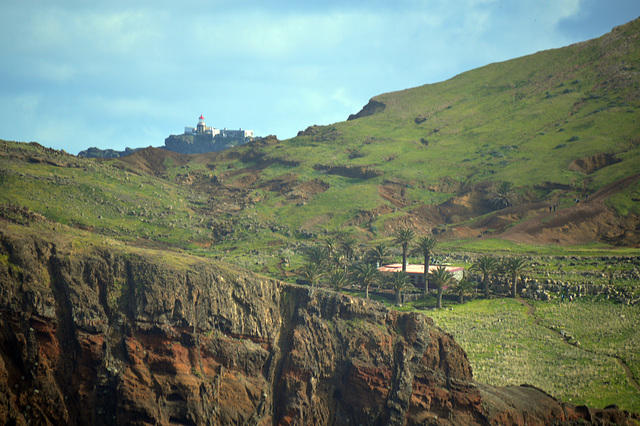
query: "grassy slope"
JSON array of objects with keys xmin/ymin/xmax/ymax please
[
  {"xmin": 429, "ymin": 298, "xmax": 640, "ymax": 413},
  {"xmin": 0, "ymin": 141, "xmax": 209, "ymax": 248},
  {"xmin": 2, "ymin": 19, "xmax": 640, "ymax": 268},
  {"xmin": 239, "ymin": 18, "xmax": 640, "ymax": 229}
]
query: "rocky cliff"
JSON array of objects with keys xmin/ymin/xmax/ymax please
[
  {"xmin": 0, "ymin": 222, "xmax": 635, "ymax": 425},
  {"xmin": 164, "ymin": 134, "xmax": 249, "ymax": 155},
  {"xmin": 77, "ymin": 147, "xmax": 145, "ymax": 158}
]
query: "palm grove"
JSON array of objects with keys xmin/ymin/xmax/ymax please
[{"xmin": 297, "ymin": 228, "xmax": 530, "ymax": 309}]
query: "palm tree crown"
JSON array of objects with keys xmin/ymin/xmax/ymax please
[
  {"xmin": 430, "ymin": 266, "xmax": 455, "ymax": 309},
  {"xmin": 324, "ymin": 237, "xmax": 337, "ymax": 258},
  {"xmin": 502, "ymin": 257, "xmax": 529, "ymax": 298},
  {"xmin": 339, "ymin": 236, "xmax": 358, "ymax": 262},
  {"xmin": 411, "ymin": 236, "xmax": 437, "ymax": 295},
  {"xmin": 470, "ymin": 255, "xmax": 498, "ymax": 299},
  {"xmin": 492, "ymin": 181, "xmax": 515, "ymax": 209},
  {"xmin": 386, "ymin": 271, "xmax": 415, "ymax": 306},
  {"xmin": 354, "ymin": 263, "xmax": 380, "ymax": 299},
  {"xmin": 366, "ymin": 244, "xmax": 389, "ymax": 267},
  {"xmin": 451, "ymin": 277, "xmax": 476, "ymax": 304},
  {"xmin": 393, "ymin": 228, "xmax": 415, "ymax": 272},
  {"xmin": 328, "ymin": 269, "xmax": 350, "ymax": 293},
  {"xmin": 298, "ymin": 262, "xmax": 324, "ymax": 287},
  {"xmin": 305, "ymin": 245, "xmax": 329, "ymax": 269}
]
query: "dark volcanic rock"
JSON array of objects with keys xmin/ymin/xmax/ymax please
[
  {"xmin": 347, "ymin": 99, "xmax": 386, "ymax": 121},
  {"xmin": 0, "ymin": 224, "xmax": 636, "ymax": 425},
  {"xmin": 78, "ymin": 146, "xmax": 144, "ymax": 158},
  {"xmin": 313, "ymin": 164, "xmax": 382, "ymax": 179},
  {"xmin": 164, "ymin": 134, "xmax": 249, "ymax": 155}
]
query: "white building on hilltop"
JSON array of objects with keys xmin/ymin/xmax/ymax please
[{"xmin": 184, "ymin": 115, "xmax": 254, "ymax": 139}]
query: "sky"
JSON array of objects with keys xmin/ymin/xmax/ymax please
[{"xmin": 1, "ymin": 1, "xmax": 639, "ymax": 155}]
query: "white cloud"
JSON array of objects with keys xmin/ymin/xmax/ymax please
[
  {"xmin": 189, "ymin": 10, "xmax": 370, "ymax": 59},
  {"xmin": 21, "ymin": 8, "xmax": 163, "ymax": 56},
  {"xmin": 84, "ymin": 96, "xmax": 160, "ymax": 118}
]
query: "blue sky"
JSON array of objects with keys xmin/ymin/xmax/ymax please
[{"xmin": 1, "ymin": 1, "xmax": 639, "ymax": 154}]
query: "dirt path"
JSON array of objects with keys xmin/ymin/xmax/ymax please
[{"xmin": 516, "ymin": 298, "xmax": 640, "ymax": 393}]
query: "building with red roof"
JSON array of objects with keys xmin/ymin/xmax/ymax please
[{"xmin": 378, "ymin": 263, "xmax": 464, "ymax": 290}]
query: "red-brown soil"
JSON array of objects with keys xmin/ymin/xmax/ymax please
[
  {"xmin": 115, "ymin": 147, "xmax": 639, "ymax": 247},
  {"xmin": 497, "ymin": 174, "xmax": 640, "ymax": 246},
  {"xmin": 379, "ymin": 175, "xmax": 640, "ymax": 247},
  {"xmin": 569, "ymin": 153, "xmax": 621, "ymax": 174},
  {"xmin": 117, "ymin": 147, "xmax": 192, "ymax": 175}
]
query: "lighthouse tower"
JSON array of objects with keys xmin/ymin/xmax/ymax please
[{"xmin": 196, "ymin": 114, "xmax": 206, "ymax": 133}]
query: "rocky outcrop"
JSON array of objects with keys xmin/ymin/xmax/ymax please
[
  {"xmin": 347, "ymin": 99, "xmax": 386, "ymax": 121},
  {"xmin": 0, "ymin": 224, "xmax": 636, "ymax": 425},
  {"xmin": 78, "ymin": 147, "xmax": 144, "ymax": 158},
  {"xmin": 569, "ymin": 153, "xmax": 621, "ymax": 174},
  {"xmin": 313, "ymin": 164, "xmax": 382, "ymax": 180},
  {"xmin": 164, "ymin": 134, "xmax": 249, "ymax": 155}
]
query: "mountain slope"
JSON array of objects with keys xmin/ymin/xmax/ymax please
[
  {"xmin": 198, "ymin": 17, "xmax": 640, "ymax": 246},
  {"xmin": 1, "ymin": 19, "xmax": 639, "ymax": 270}
]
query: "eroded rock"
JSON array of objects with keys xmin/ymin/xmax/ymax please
[{"xmin": 0, "ymin": 225, "xmax": 636, "ymax": 425}]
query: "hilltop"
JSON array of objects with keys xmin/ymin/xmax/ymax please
[
  {"xmin": 78, "ymin": 115, "xmax": 253, "ymax": 158},
  {"xmin": 216, "ymin": 17, "xmax": 639, "ymax": 247},
  {"xmin": 1, "ymin": 18, "xmax": 640, "ymax": 263}
]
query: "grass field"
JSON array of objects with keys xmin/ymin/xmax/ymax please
[{"xmin": 428, "ymin": 297, "xmax": 640, "ymax": 412}]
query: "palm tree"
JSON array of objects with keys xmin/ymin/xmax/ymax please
[
  {"xmin": 366, "ymin": 244, "xmax": 389, "ymax": 267},
  {"xmin": 298, "ymin": 262, "xmax": 324, "ymax": 288},
  {"xmin": 305, "ymin": 245, "xmax": 329, "ymax": 270},
  {"xmin": 354, "ymin": 263, "xmax": 380, "ymax": 299},
  {"xmin": 451, "ymin": 277, "xmax": 476, "ymax": 304},
  {"xmin": 331, "ymin": 250, "xmax": 349, "ymax": 273},
  {"xmin": 393, "ymin": 228, "xmax": 415, "ymax": 272},
  {"xmin": 502, "ymin": 257, "xmax": 529, "ymax": 298},
  {"xmin": 386, "ymin": 271, "xmax": 415, "ymax": 306},
  {"xmin": 324, "ymin": 237, "xmax": 337, "ymax": 259},
  {"xmin": 339, "ymin": 236, "xmax": 358, "ymax": 263},
  {"xmin": 470, "ymin": 255, "xmax": 498, "ymax": 299},
  {"xmin": 411, "ymin": 236, "xmax": 437, "ymax": 296},
  {"xmin": 492, "ymin": 181, "xmax": 515, "ymax": 209},
  {"xmin": 430, "ymin": 266, "xmax": 455, "ymax": 309},
  {"xmin": 328, "ymin": 269, "xmax": 350, "ymax": 293}
]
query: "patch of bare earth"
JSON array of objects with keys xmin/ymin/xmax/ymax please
[
  {"xmin": 260, "ymin": 174, "xmax": 329, "ymax": 205},
  {"xmin": 569, "ymin": 153, "xmax": 621, "ymax": 174},
  {"xmin": 117, "ymin": 147, "xmax": 191, "ymax": 175},
  {"xmin": 377, "ymin": 174, "xmax": 639, "ymax": 247},
  {"xmin": 378, "ymin": 179, "xmax": 421, "ymax": 209},
  {"xmin": 495, "ymin": 174, "xmax": 640, "ymax": 247},
  {"xmin": 437, "ymin": 182, "xmax": 495, "ymax": 224}
]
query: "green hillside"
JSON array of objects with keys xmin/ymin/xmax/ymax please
[
  {"xmin": 1, "ymin": 18, "xmax": 640, "ymax": 277},
  {"xmin": 246, "ymin": 17, "xmax": 639, "ymax": 198},
  {"xmin": 210, "ymin": 17, "xmax": 640, "ymax": 246}
]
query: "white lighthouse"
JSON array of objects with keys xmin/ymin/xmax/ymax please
[{"xmin": 196, "ymin": 114, "xmax": 206, "ymax": 133}]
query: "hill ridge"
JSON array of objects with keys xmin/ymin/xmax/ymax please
[{"xmin": 0, "ymin": 18, "xmax": 639, "ymax": 262}]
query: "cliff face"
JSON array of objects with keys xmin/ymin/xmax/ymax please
[{"xmin": 0, "ymin": 224, "xmax": 634, "ymax": 425}]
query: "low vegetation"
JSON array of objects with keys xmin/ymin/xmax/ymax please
[{"xmin": 429, "ymin": 298, "xmax": 640, "ymax": 413}]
